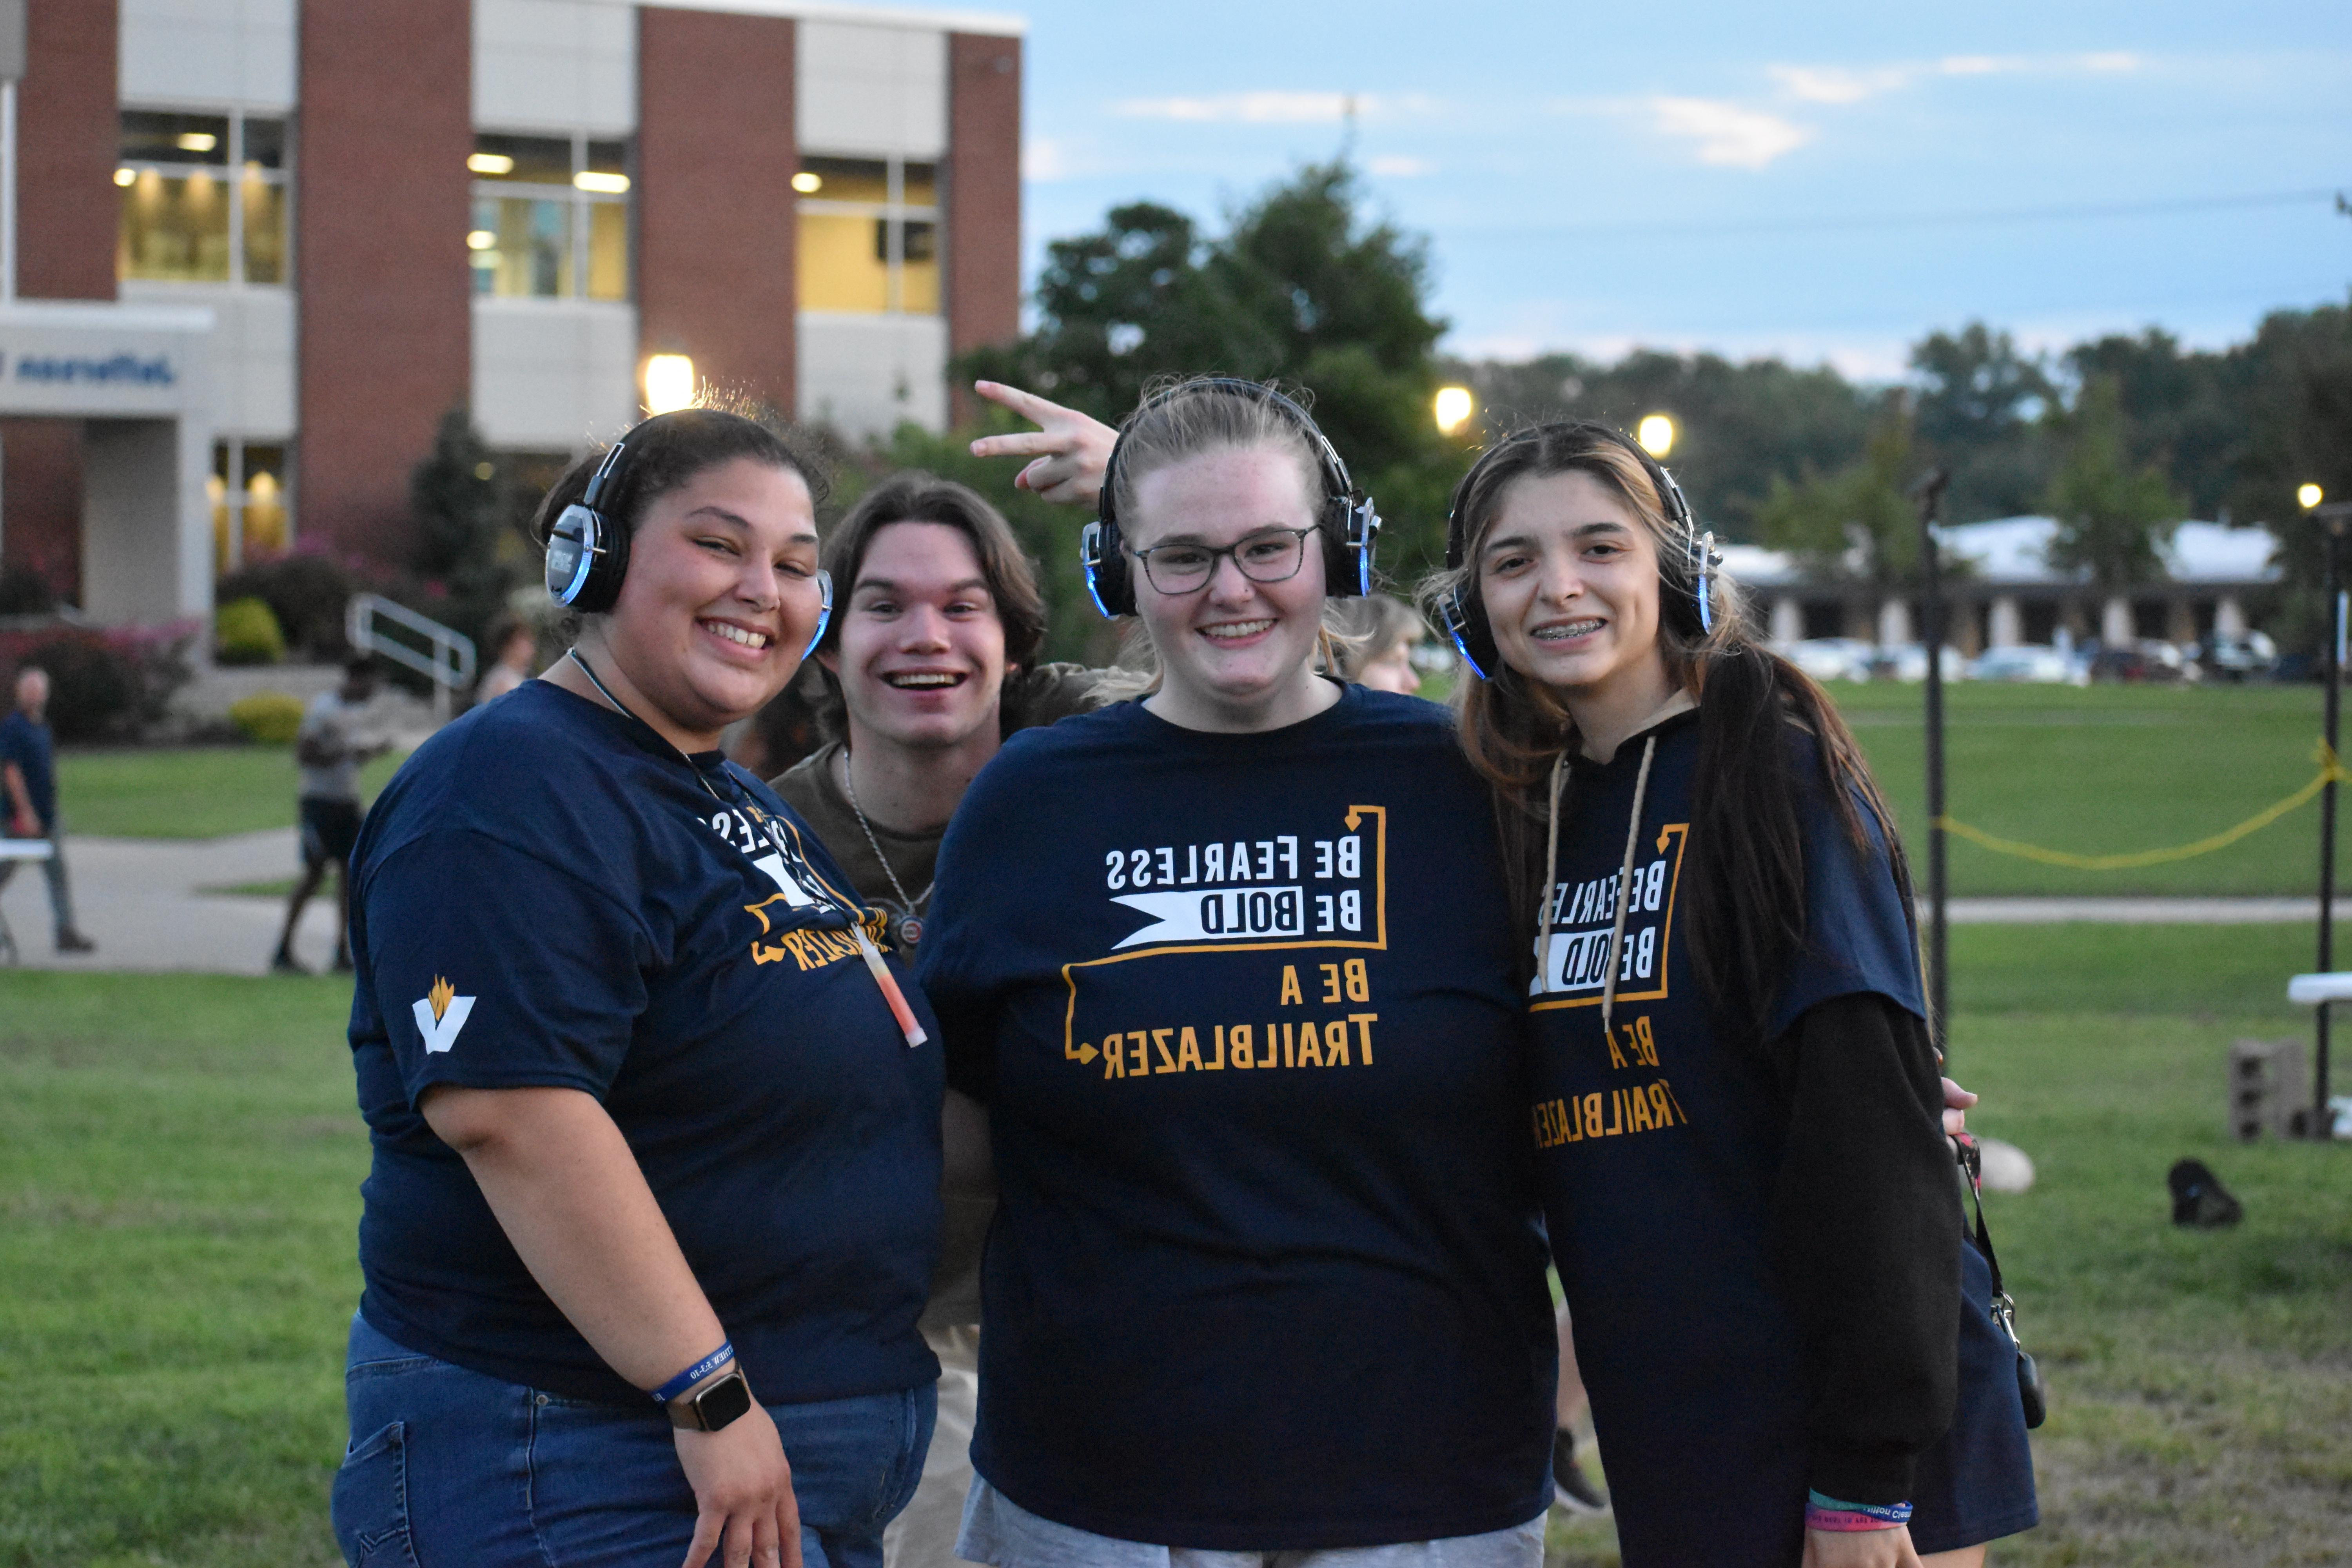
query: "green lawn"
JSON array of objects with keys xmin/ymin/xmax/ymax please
[
  {"xmin": 54, "ymin": 748, "xmax": 407, "ymax": 839},
  {"xmin": 45, "ymin": 684, "xmax": 2347, "ymax": 901},
  {"xmin": 7, "ymin": 927, "xmax": 2352, "ymax": 1566},
  {"xmin": 1838, "ymin": 681, "xmax": 2332, "ymax": 899}
]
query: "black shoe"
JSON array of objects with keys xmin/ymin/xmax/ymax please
[
  {"xmin": 1551, "ymin": 1428, "xmax": 1608, "ymax": 1514},
  {"xmin": 54, "ymin": 930, "xmax": 94, "ymax": 955},
  {"xmin": 270, "ymin": 950, "xmax": 310, "ymax": 976},
  {"xmin": 2168, "ymin": 1158, "xmax": 2243, "ymax": 1227}
]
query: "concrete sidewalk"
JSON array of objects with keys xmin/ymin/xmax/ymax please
[
  {"xmin": 0, "ymin": 828, "xmax": 345, "ymax": 974},
  {"xmin": 1941, "ymin": 897, "xmax": 2352, "ymax": 924}
]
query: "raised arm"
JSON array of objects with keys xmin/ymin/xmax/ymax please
[
  {"xmin": 423, "ymin": 1084, "xmax": 802, "ymax": 1568},
  {"xmin": 966, "ymin": 380, "xmax": 1117, "ymax": 505}
]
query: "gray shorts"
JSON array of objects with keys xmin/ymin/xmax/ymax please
[{"xmin": 956, "ymin": 1479, "xmax": 1546, "ymax": 1568}]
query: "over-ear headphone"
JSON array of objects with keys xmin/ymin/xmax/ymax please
[
  {"xmin": 543, "ymin": 418, "xmax": 835, "ymax": 657},
  {"xmin": 1078, "ymin": 378, "xmax": 1381, "ymax": 618},
  {"xmin": 1433, "ymin": 421, "xmax": 1719, "ymax": 682}
]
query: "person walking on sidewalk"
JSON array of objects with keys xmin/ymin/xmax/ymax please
[
  {"xmin": 272, "ymin": 657, "xmax": 388, "ymax": 974},
  {"xmin": 0, "ymin": 665, "xmax": 95, "ymax": 956}
]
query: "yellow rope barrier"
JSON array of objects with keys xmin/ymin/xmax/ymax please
[{"xmin": 1931, "ymin": 742, "xmax": 2352, "ymax": 871}]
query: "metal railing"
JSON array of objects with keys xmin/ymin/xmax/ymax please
[{"xmin": 345, "ymin": 593, "xmax": 476, "ymax": 725}]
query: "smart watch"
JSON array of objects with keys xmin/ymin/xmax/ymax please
[{"xmin": 666, "ymin": 1370, "xmax": 754, "ymax": 1432}]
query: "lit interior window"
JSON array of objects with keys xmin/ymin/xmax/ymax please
[
  {"xmin": 795, "ymin": 154, "xmax": 938, "ymax": 317},
  {"xmin": 472, "ymin": 132, "xmax": 631, "ymax": 302}
]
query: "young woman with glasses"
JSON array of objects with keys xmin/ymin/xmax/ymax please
[{"xmin": 915, "ymin": 377, "xmax": 1559, "ymax": 1568}]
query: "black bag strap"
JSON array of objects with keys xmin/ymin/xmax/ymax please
[{"xmin": 1953, "ymin": 1131, "xmax": 2007, "ymax": 1298}]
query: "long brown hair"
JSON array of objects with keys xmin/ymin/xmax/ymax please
[{"xmin": 1424, "ymin": 423, "xmax": 1914, "ymax": 1036}]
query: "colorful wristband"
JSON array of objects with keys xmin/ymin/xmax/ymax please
[
  {"xmin": 651, "ymin": 1341, "xmax": 735, "ymax": 1405},
  {"xmin": 1805, "ymin": 1492, "xmax": 1912, "ymax": 1532}
]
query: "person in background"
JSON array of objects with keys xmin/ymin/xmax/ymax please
[
  {"xmin": 271, "ymin": 657, "xmax": 388, "ymax": 975},
  {"xmin": 474, "ymin": 614, "xmax": 539, "ymax": 706},
  {"xmin": 1331, "ymin": 592, "xmax": 1429, "ymax": 696},
  {"xmin": 0, "ymin": 665, "xmax": 96, "ymax": 955},
  {"xmin": 770, "ymin": 394, "xmax": 1116, "ymax": 1568}
]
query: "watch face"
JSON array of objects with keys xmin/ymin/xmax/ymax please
[{"xmin": 694, "ymin": 1373, "xmax": 753, "ymax": 1432}]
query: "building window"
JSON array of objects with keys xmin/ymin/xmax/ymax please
[
  {"xmin": 795, "ymin": 155, "xmax": 938, "ymax": 315},
  {"xmin": 210, "ymin": 442, "xmax": 290, "ymax": 572},
  {"xmin": 117, "ymin": 109, "xmax": 289, "ymax": 285},
  {"xmin": 470, "ymin": 132, "xmax": 631, "ymax": 302}
]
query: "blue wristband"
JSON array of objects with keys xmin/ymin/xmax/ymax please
[{"xmin": 651, "ymin": 1342, "xmax": 735, "ymax": 1405}]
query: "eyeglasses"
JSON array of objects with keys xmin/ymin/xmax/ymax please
[{"xmin": 1130, "ymin": 527, "xmax": 1316, "ymax": 596}]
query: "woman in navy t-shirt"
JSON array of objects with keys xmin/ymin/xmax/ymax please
[
  {"xmin": 917, "ymin": 379, "xmax": 1557, "ymax": 1565},
  {"xmin": 334, "ymin": 410, "xmax": 944, "ymax": 1568},
  {"xmin": 1423, "ymin": 423, "xmax": 2037, "ymax": 1566}
]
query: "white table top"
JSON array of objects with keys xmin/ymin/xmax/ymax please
[{"xmin": 2287, "ymin": 973, "xmax": 2352, "ymax": 1005}]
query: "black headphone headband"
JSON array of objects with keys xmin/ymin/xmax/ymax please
[
  {"xmin": 1082, "ymin": 377, "xmax": 1379, "ymax": 618},
  {"xmin": 1432, "ymin": 420, "xmax": 1719, "ymax": 681},
  {"xmin": 542, "ymin": 410, "xmax": 834, "ymax": 653}
]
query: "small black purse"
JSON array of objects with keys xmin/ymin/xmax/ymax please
[{"xmin": 1956, "ymin": 1133, "xmax": 2046, "ymax": 1429}]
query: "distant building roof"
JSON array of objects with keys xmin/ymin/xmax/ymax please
[{"xmin": 1720, "ymin": 516, "xmax": 2280, "ymax": 595}]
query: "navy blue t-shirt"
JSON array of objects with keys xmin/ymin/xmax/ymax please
[
  {"xmin": 348, "ymin": 679, "xmax": 944, "ymax": 1406},
  {"xmin": 919, "ymin": 685, "xmax": 1556, "ymax": 1550},
  {"xmin": 0, "ymin": 710, "xmax": 56, "ymax": 827},
  {"xmin": 1526, "ymin": 711, "xmax": 1935, "ymax": 1564}
]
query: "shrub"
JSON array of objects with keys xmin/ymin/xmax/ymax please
[
  {"xmin": 214, "ymin": 596, "xmax": 286, "ymax": 665},
  {"xmin": 0, "ymin": 624, "xmax": 198, "ymax": 742},
  {"xmin": 216, "ymin": 554, "xmax": 358, "ymax": 660},
  {"xmin": 0, "ymin": 565, "xmax": 56, "ymax": 616},
  {"xmin": 228, "ymin": 690, "xmax": 306, "ymax": 744}
]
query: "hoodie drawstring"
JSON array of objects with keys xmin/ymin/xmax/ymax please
[{"xmin": 1538, "ymin": 733, "xmax": 1658, "ymax": 1042}]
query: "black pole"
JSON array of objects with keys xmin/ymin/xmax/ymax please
[
  {"xmin": 2317, "ymin": 507, "xmax": 2348, "ymax": 1137},
  {"xmin": 1913, "ymin": 469, "xmax": 1953, "ymax": 1054}
]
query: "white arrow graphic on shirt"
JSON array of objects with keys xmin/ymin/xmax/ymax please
[
  {"xmin": 1110, "ymin": 886, "xmax": 1307, "ymax": 949},
  {"xmin": 751, "ymin": 852, "xmax": 816, "ymax": 906}
]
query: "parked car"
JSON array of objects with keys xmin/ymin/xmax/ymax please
[
  {"xmin": 2193, "ymin": 632, "xmax": 2279, "ymax": 682},
  {"xmin": 1778, "ymin": 638, "xmax": 1877, "ymax": 683},
  {"xmin": 1869, "ymin": 644, "xmax": 1970, "ymax": 682},
  {"xmin": 2084, "ymin": 639, "xmax": 2200, "ymax": 684},
  {"xmin": 1967, "ymin": 644, "xmax": 2087, "ymax": 685}
]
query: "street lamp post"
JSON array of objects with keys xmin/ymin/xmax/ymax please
[
  {"xmin": 2308, "ymin": 493, "xmax": 2352, "ymax": 1137},
  {"xmin": 1912, "ymin": 468, "xmax": 1952, "ymax": 1055}
]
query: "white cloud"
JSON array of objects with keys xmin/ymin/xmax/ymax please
[
  {"xmin": 1366, "ymin": 155, "xmax": 1434, "ymax": 177},
  {"xmin": 1768, "ymin": 64, "xmax": 1915, "ymax": 104},
  {"xmin": 1109, "ymin": 91, "xmax": 1438, "ymax": 125},
  {"xmin": 1648, "ymin": 98, "xmax": 1813, "ymax": 169},
  {"xmin": 2081, "ymin": 52, "xmax": 2142, "ymax": 73},
  {"xmin": 1022, "ymin": 136, "xmax": 1071, "ymax": 181}
]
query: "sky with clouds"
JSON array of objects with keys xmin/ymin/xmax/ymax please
[{"xmin": 1000, "ymin": 0, "xmax": 2352, "ymax": 380}]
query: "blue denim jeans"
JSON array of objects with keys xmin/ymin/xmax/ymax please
[{"xmin": 331, "ymin": 1311, "xmax": 936, "ymax": 1568}]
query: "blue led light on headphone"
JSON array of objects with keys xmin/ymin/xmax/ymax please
[{"xmin": 803, "ymin": 569, "xmax": 834, "ymax": 659}]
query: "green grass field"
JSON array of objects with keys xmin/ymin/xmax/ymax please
[
  {"xmin": 49, "ymin": 683, "xmax": 2343, "ymax": 900},
  {"xmin": 54, "ymin": 747, "xmax": 406, "ymax": 839},
  {"xmin": 5, "ymin": 926, "xmax": 2349, "ymax": 1566},
  {"xmin": 1838, "ymin": 681, "xmax": 2331, "ymax": 900}
]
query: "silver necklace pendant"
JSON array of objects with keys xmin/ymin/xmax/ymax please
[{"xmin": 896, "ymin": 913, "xmax": 924, "ymax": 948}]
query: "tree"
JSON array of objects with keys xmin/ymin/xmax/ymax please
[
  {"xmin": 2230, "ymin": 298, "xmax": 2352, "ymax": 649},
  {"xmin": 2042, "ymin": 376, "xmax": 2186, "ymax": 591},
  {"xmin": 2064, "ymin": 328, "xmax": 2245, "ymax": 518},
  {"xmin": 964, "ymin": 160, "xmax": 1460, "ymax": 577},
  {"xmin": 406, "ymin": 407, "xmax": 524, "ymax": 650},
  {"xmin": 1449, "ymin": 348, "xmax": 1878, "ymax": 539},
  {"xmin": 1755, "ymin": 392, "xmax": 1924, "ymax": 592},
  {"xmin": 1909, "ymin": 322, "xmax": 2059, "ymax": 521}
]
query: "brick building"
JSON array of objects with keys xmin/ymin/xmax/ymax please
[{"xmin": 0, "ymin": 0, "xmax": 1024, "ymax": 620}]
